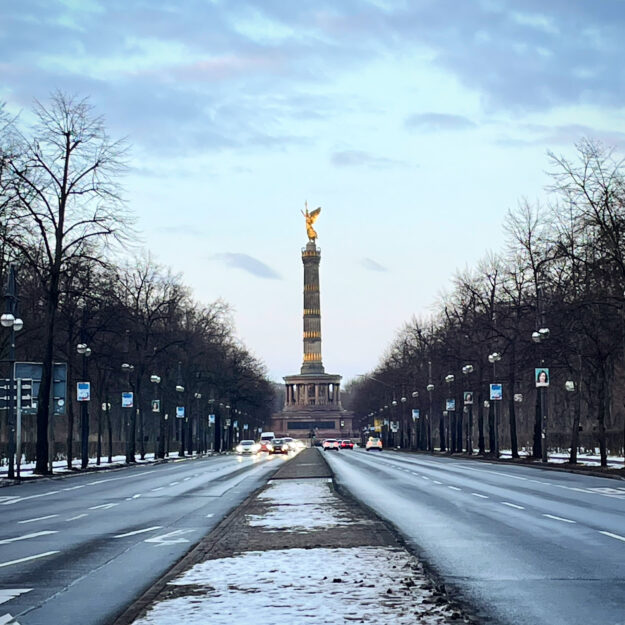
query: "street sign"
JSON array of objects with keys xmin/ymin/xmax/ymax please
[
  {"xmin": 243, "ymin": 423, "xmax": 248, "ymax": 430},
  {"xmin": 233, "ymin": 420, "xmax": 238, "ymax": 428},
  {"xmin": 176, "ymin": 406, "xmax": 185, "ymax": 418},
  {"xmin": 535, "ymin": 368, "xmax": 550, "ymax": 387},
  {"xmin": 77, "ymin": 381, "xmax": 90, "ymax": 402},
  {"xmin": 151, "ymin": 399, "xmax": 160, "ymax": 413},
  {"xmin": 446, "ymin": 399, "xmax": 456, "ymax": 411},
  {"xmin": 463, "ymin": 392, "xmax": 474, "ymax": 405},
  {"xmin": 208, "ymin": 414, "xmax": 215, "ymax": 424},
  {"xmin": 412, "ymin": 409, "xmax": 420, "ymax": 420},
  {"xmin": 122, "ymin": 392, "xmax": 134, "ymax": 408},
  {"xmin": 225, "ymin": 418, "xmax": 231, "ymax": 426},
  {"xmin": 14, "ymin": 362, "xmax": 67, "ymax": 415},
  {"xmin": 0, "ymin": 378, "xmax": 33, "ymax": 409},
  {"xmin": 490, "ymin": 384, "xmax": 503, "ymax": 401}
]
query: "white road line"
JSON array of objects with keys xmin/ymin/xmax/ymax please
[
  {"xmin": 0, "ymin": 551, "xmax": 59, "ymax": 569},
  {"xmin": 472, "ymin": 493, "xmax": 488, "ymax": 499},
  {"xmin": 18, "ymin": 515, "xmax": 58, "ymax": 524},
  {"xmin": 0, "ymin": 613, "xmax": 22, "ymax": 625},
  {"xmin": 543, "ymin": 514, "xmax": 576, "ymax": 524},
  {"xmin": 0, "ymin": 588, "xmax": 31, "ymax": 605},
  {"xmin": 87, "ymin": 471, "xmax": 152, "ymax": 486},
  {"xmin": 206, "ymin": 514, "xmax": 214, "ymax": 518},
  {"xmin": 169, "ymin": 481, "xmax": 180, "ymax": 486},
  {"xmin": 1, "ymin": 491, "xmax": 60, "ymax": 506},
  {"xmin": 88, "ymin": 503, "xmax": 119, "ymax": 510},
  {"xmin": 65, "ymin": 514, "xmax": 88, "ymax": 522},
  {"xmin": 183, "ymin": 477, "xmax": 191, "ymax": 481},
  {"xmin": 448, "ymin": 486, "xmax": 461, "ymax": 491},
  {"xmin": 599, "ymin": 530, "xmax": 625, "ymax": 543},
  {"xmin": 501, "ymin": 502, "xmax": 525, "ymax": 510},
  {"xmin": 114, "ymin": 526, "xmax": 162, "ymax": 539},
  {"xmin": 433, "ymin": 480, "xmax": 443, "ymax": 485},
  {"xmin": 151, "ymin": 487, "xmax": 164, "ymax": 492},
  {"xmin": 0, "ymin": 531, "xmax": 58, "ymax": 545},
  {"xmin": 421, "ymin": 476, "xmax": 430, "ymax": 480},
  {"xmin": 62, "ymin": 485, "xmax": 86, "ymax": 491},
  {"xmin": 132, "ymin": 494, "xmax": 141, "ymax": 499}
]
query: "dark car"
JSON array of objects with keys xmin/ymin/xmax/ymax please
[
  {"xmin": 270, "ymin": 438, "xmax": 289, "ymax": 454},
  {"xmin": 340, "ymin": 440, "xmax": 354, "ymax": 449}
]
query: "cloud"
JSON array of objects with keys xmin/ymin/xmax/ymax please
[
  {"xmin": 331, "ymin": 150, "xmax": 405, "ymax": 169},
  {"xmin": 405, "ymin": 113, "xmax": 476, "ymax": 132},
  {"xmin": 496, "ymin": 124, "xmax": 625, "ymax": 149},
  {"xmin": 361, "ymin": 257, "xmax": 388, "ymax": 272},
  {"xmin": 211, "ymin": 253, "xmax": 281, "ymax": 279}
]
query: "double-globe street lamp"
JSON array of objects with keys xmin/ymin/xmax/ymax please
[
  {"xmin": 444, "ymin": 374, "xmax": 455, "ymax": 452},
  {"xmin": 150, "ymin": 374, "xmax": 163, "ymax": 458},
  {"xmin": 121, "ymin": 362, "xmax": 135, "ymax": 463},
  {"xmin": 1, "ymin": 265, "xmax": 24, "ymax": 479},
  {"xmin": 462, "ymin": 364, "xmax": 474, "ymax": 455}
]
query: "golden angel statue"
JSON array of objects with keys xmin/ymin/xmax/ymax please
[{"xmin": 301, "ymin": 202, "xmax": 321, "ymax": 242}]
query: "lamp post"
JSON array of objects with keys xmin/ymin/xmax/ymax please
[
  {"xmin": 411, "ymin": 390, "xmax": 419, "ymax": 449},
  {"xmin": 532, "ymin": 327, "xmax": 550, "ymax": 462},
  {"xmin": 426, "ymin": 383, "xmax": 434, "ymax": 451},
  {"xmin": 121, "ymin": 362, "xmax": 134, "ymax": 463},
  {"xmin": 175, "ymin": 362, "xmax": 185, "ymax": 457},
  {"xmin": 150, "ymin": 374, "xmax": 162, "ymax": 458},
  {"xmin": 488, "ymin": 352, "xmax": 502, "ymax": 456},
  {"xmin": 194, "ymin": 392, "xmax": 202, "ymax": 454},
  {"xmin": 462, "ymin": 364, "xmax": 474, "ymax": 455},
  {"xmin": 2, "ymin": 265, "xmax": 23, "ymax": 480},
  {"xmin": 444, "ymin": 374, "xmax": 455, "ymax": 452},
  {"xmin": 76, "ymin": 342, "xmax": 92, "ymax": 469},
  {"xmin": 208, "ymin": 393, "xmax": 217, "ymax": 452}
]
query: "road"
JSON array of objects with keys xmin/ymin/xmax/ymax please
[
  {"xmin": 324, "ymin": 449, "xmax": 625, "ymax": 625},
  {"xmin": 0, "ymin": 453, "xmax": 287, "ymax": 625}
]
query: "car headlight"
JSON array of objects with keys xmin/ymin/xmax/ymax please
[{"xmin": 236, "ymin": 445, "xmax": 243, "ymax": 452}]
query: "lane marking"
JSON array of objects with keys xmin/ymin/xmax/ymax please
[
  {"xmin": 169, "ymin": 481, "xmax": 180, "ymax": 486},
  {"xmin": 89, "ymin": 503, "xmax": 119, "ymax": 510},
  {"xmin": 65, "ymin": 514, "xmax": 88, "ymax": 522},
  {"xmin": 1, "ymin": 491, "xmax": 60, "ymax": 506},
  {"xmin": 132, "ymin": 494, "xmax": 141, "ymax": 499},
  {"xmin": 86, "ymin": 470, "xmax": 152, "ymax": 486},
  {"xmin": 421, "ymin": 476, "xmax": 430, "ymax": 480},
  {"xmin": 599, "ymin": 530, "xmax": 625, "ymax": 543},
  {"xmin": 448, "ymin": 486, "xmax": 461, "ymax": 491},
  {"xmin": 0, "ymin": 613, "xmax": 22, "ymax": 625},
  {"xmin": 0, "ymin": 531, "xmax": 57, "ymax": 545},
  {"xmin": 433, "ymin": 480, "xmax": 442, "ymax": 485},
  {"xmin": 0, "ymin": 588, "xmax": 31, "ymax": 605},
  {"xmin": 206, "ymin": 514, "xmax": 214, "ymax": 518},
  {"xmin": 114, "ymin": 526, "xmax": 162, "ymax": 539},
  {"xmin": 501, "ymin": 502, "xmax": 525, "ymax": 510},
  {"xmin": 145, "ymin": 529, "xmax": 194, "ymax": 546},
  {"xmin": 151, "ymin": 487, "xmax": 164, "ymax": 492},
  {"xmin": 472, "ymin": 493, "xmax": 488, "ymax": 499},
  {"xmin": 183, "ymin": 477, "xmax": 191, "ymax": 481},
  {"xmin": 543, "ymin": 514, "xmax": 576, "ymax": 524},
  {"xmin": 0, "ymin": 551, "xmax": 60, "ymax": 569},
  {"xmin": 18, "ymin": 515, "xmax": 58, "ymax": 524},
  {"xmin": 62, "ymin": 485, "xmax": 86, "ymax": 491}
]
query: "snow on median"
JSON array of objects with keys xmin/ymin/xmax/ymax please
[{"xmin": 132, "ymin": 546, "xmax": 463, "ymax": 625}]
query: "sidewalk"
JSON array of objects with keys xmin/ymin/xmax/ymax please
[{"xmin": 113, "ymin": 448, "xmax": 474, "ymax": 625}]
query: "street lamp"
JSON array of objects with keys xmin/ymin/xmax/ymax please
[
  {"xmin": 488, "ymin": 352, "xmax": 501, "ymax": 456},
  {"xmin": 532, "ymin": 327, "xmax": 550, "ymax": 462},
  {"xmin": 2, "ymin": 265, "xmax": 23, "ymax": 480},
  {"xmin": 444, "ymin": 374, "xmax": 455, "ymax": 452},
  {"xmin": 462, "ymin": 364, "xmax": 474, "ymax": 454},
  {"xmin": 426, "ymin": 378, "xmax": 434, "ymax": 452},
  {"xmin": 150, "ymin": 374, "xmax": 163, "ymax": 459},
  {"xmin": 175, "ymin": 362, "xmax": 185, "ymax": 457},
  {"xmin": 76, "ymin": 342, "xmax": 92, "ymax": 469},
  {"xmin": 121, "ymin": 363, "xmax": 134, "ymax": 463}
]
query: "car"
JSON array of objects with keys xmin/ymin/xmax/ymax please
[
  {"xmin": 270, "ymin": 438, "xmax": 289, "ymax": 454},
  {"xmin": 236, "ymin": 440, "xmax": 259, "ymax": 455},
  {"xmin": 339, "ymin": 440, "xmax": 354, "ymax": 449},
  {"xmin": 365, "ymin": 437, "xmax": 383, "ymax": 451},
  {"xmin": 282, "ymin": 436, "xmax": 295, "ymax": 450},
  {"xmin": 322, "ymin": 439, "xmax": 340, "ymax": 451}
]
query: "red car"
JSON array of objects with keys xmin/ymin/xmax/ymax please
[{"xmin": 339, "ymin": 440, "xmax": 354, "ymax": 449}]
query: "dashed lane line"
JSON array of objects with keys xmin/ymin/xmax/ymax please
[
  {"xmin": 433, "ymin": 480, "xmax": 443, "ymax": 485},
  {"xmin": 88, "ymin": 503, "xmax": 119, "ymax": 510},
  {"xmin": 543, "ymin": 514, "xmax": 576, "ymax": 524},
  {"xmin": 472, "ymin": 493, "xmax": 488, "ymax": 499},
  {"xmin": 114, "ymin": 526, "xmax": 162, "ymax": 539},
  {"xmin": 65, "ymin": 514, "xmax": 88, "ymax": 522},
  {"xmin": 599, "ymin": 530, "xmax": 625, "ymax": 543},
  {"xmin": 18, "ymin": 515, "xmax": 58, "ymax": 524},
  {"xmin": 0, "ymin": 551, "xmax": 60, "ymax": 569},
  {"xmin": 448, "ymin": 486, "xmax": 462, "ymax": 491},
  {"xmin": 0, "ymin": 531, "xmax": 58, "ymax": 545},
  {"xmin": 501, "ymin": 502, "xmax": 525, "ymax": 510}
]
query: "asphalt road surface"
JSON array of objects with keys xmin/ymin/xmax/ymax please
[
  {"xmin": 0, "ymin": 453, "xmax": 287, "ymax": 625},
  {"xmin": 325, "ymin": 449, "xmax": 625, "ymax": 625}
]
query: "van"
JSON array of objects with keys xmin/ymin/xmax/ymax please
[{"xmin": 259, "ymin": 431, "xmax": 275, "ymax": 452}]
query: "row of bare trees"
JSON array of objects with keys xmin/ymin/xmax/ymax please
[
  {"xmin": 347, "ymin": 140, "xmax": 625, "ymax": 467},
  {"xmin": 1, "ymin": 93, "xmax": 274, "ymax": 475}
]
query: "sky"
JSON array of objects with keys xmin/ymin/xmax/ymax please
[{"xmin": 2, "ymin": 0, "xmax": 625, "ymax": 384}]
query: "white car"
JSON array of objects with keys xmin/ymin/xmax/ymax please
[
  {"xmin": 236, "ymin": 440, "xmax": 260, "ymax": 455},
  {"xmin": 322, "ymin": 439, "xmax": 340, "ymax": 451}
]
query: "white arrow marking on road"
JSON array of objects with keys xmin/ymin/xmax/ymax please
[
  {"xmin": 0, "ymin": 589, "xmax": 31, "ymax": 606},
  {"xmin": 1, "ymin": 491, "xmax": 60, "ymax": 506},
  {"xmin": 145, "ymin": 529, "xmax": 194, "ymax": 546},
  {"xmin": 18, "ymin": 515, "xmax": 59, "ymax": 524},
  {"xmin": 0, "ymin": 498, "xmax": 18, "ymax": 504},
  {"xmin": 0, "ymin": 531, "xmax": 58, "ymax": 545},
  {"xmin": 89, "ymin": 503, "xmax": 119, "ymax": 510},
  {"xmin": 114, "ymin": 526, "xmax": 162, "ymax": 538},
  {"xmin": 0, "ymin": 551, "xmax": 59, "ymax": 569}
]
